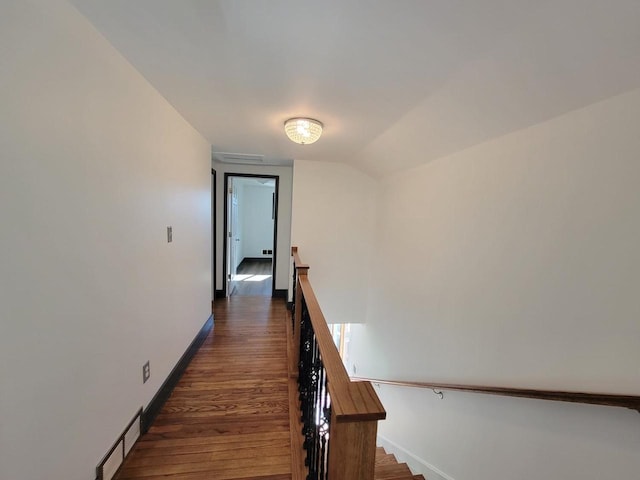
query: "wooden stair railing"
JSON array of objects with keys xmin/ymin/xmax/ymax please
[
  {"xmin": 290, "ymin": 247, "xmax": 386, "ymax": 480},
  {"xmin": 350, "ymin": 378, "xmax": 640, "ymax": 413}
]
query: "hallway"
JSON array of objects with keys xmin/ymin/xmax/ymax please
[{"xmin": 114, "ymin": 296, "xmax": 292, "ymax": 480}]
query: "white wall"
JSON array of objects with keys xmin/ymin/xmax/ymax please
[
  {"xmin": 348, "ymin": 87, "xmax": 640, "ymax": 480},
  {"xmin": 240, "ymin": 183, "xmax": 275, "ymax": 259},
  {"xmin": 373, "ymin": 384, "xmax": 640, "ymax": 480},
  {"xmin": 212, "ymin": 162, "xmax": 293, "ymax": 292},
  {"xmin": 291, "ymin": 160, "xmax": 377, "ymax": 324},
  {"xmin": 0, "ymin": 2, "xmax": 211, "ymax": 480}
]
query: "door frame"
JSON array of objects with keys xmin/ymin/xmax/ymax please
[
  {"xmin": 212, "ymin": 169, "xmax": 216, "ymax": 303},
  {"xmin": 222, "ymin": 172, "xmax": 280, "ymax": 297},
  {"xmin": 227, "ymin": 180, "xmax": 240, "ymax": 296}
]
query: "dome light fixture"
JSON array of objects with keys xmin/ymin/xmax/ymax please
[{"xmin": 284, "ymin": 117, "xmax": 323, "ymax": 145}]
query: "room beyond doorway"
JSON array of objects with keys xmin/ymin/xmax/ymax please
[
  {"xmin": 224, "ymin": 174, "xmax": 278, "ymax": 297},
  {"xmin": 230, "ymin": 258, "xmax": 273, "ymax": 296}
]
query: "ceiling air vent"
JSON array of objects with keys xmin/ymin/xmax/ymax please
[{"xmin": 213, "ymin": 152, "xmax": 264, "ymax": 165}]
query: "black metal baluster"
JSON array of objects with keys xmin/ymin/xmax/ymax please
[
  {"xmin": 299, "ymin": 296, "xmax": 316, "ymax": 476},
  {"xmin": 299, "ymin": 296, "xmax": 311, "ymax": 407},
  {"xmin": 315, "ymin": 341, "xmax": 325, "ymax": 478},
  {"xmin": 319, "ymin": 384, "xmax": 331, "ymax": 480},
  {"xmin": 313, "ymin": 341, "xmax": 326, "ymax": 479},
  {"xmin": 315, "ymin": 358, "xmax": 326, "ymax": 479},
  {"xmin": 296, "ymin": 292, "xmax": 333, "ymax": 480},
  {"xmin": 308, "ymin": 337, "xmax": 320, "ymax": 479},
  {"xmin": 291, "ymin": 260, "xmax": 296, "ymax": 328}
]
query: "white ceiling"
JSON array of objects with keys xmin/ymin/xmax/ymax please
[{"xmin": 70, "ymin": 0, "xmax": 640, "ymax": 176}]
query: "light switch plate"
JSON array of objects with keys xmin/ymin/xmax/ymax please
[{"xmin": 143, "ymin": 361, "xmax": 150, "ymax": 383}]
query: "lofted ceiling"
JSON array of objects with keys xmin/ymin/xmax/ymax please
[{"xmin": 70, "ymin": 0, "xmax": 640, "ymax": 176}]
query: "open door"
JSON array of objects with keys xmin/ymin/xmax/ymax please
[
  {"xmin": 211, "ymin": 168, "xmax": 216, "ymax": 303},
  {"xmin": 226, "ymin": 178, "xmax": 241, "ymax": 296}
]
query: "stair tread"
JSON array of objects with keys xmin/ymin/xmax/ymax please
[
  {"xmin": 376, "ymin": 477, "xmax": 423, "ymax": 480},
  {"xmin": 374, "ymin": 447, "xmax": 422, "ymax": 480},
  {"xmin": 377, "ymin": 472, "xmax": 421, "ymax": 479},
  {"xmin": 374, "ymin": 462, "xmax": 413, "ymax": 479},
  {"xmin": 376, "ymin": 452, "xmax": 399, "ymax": 465},
  {"xmin": 375, "ymin": 476, "xmax": 422, "ymax": 480}
]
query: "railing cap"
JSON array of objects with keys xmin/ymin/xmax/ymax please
[{"xmin": 329, "ymin": 380, "xmax": 386, "ymax": 423}]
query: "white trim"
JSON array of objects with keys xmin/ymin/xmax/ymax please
[{"xmin": 377, "ymin": 434, "xmax": 456, "ymax": 480}]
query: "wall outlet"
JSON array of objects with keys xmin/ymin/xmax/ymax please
[
  {"xmin": 267, "ymin": 249, "xmax": 273, "ymax": 254},
  {"xmin": 167, "ymin": 226, "xmax": 172, "ymax": 243},
  {"xmin": 142, "ymin": 361, "xmax": 150, "ymax": 383},
  {"xmin": 262, "ymin": 249, "xmax": 267, "ymax": 254}
]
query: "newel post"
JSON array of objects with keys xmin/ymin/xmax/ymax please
[{"xmin": 327, "ymin": 381, "xmax": 386, "ymax": 480}]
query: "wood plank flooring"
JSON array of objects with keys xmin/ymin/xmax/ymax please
[{"xmin": 114, "ymin": 296, "xmax": 291, "ymax": 480}]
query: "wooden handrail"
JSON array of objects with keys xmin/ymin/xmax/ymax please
[
  {"xmin": 290, "ymin": 247, "xmax": 385, "ymax": 480},
  {"xmin": 299, "ymin": 276, "xmax": 386, "ymax": 422},
  {"xmin": 298, "ymin": 276, "xmax": 350, "ymax": 386},
  {"xmin": 351, "ymin": 377, "xmax": 640, "ymax": 413}
]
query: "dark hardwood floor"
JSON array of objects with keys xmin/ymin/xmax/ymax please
[
  {"xmin": 114, "ymin": 296, "xmax": 291, "ymax": 480},
  {"xmin": 230, "ymin": 258, "xmax": 273, "ymax": 297}
]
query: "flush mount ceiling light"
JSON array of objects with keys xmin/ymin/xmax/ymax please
[{"xmin": 284, "ymin": 117, "xmax": 323, "ymax": 145}]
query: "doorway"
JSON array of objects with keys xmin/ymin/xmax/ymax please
[
  {"xmin": 223, "ymin": 174, "xmax": 279, "ymax": 297},
  {"xmin": 211, "ymin": 169, "xmax": 216, "ymax": 305}
]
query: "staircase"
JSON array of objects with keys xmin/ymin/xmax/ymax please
[{"xmin": 375, "ymin": 447, "xmax": 425, "ymax": 480}]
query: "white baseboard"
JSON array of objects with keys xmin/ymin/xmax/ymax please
[{"xmin": 377, "ymin": 434, "xmax": 455, "ymax": 480}]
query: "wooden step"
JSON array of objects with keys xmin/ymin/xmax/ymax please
[
  {"xmin": 375, "ymin": 463, "xmax": 413, "ymax": 479},
  {"xmin": 376, "ymin": 452, "xmax": 399, "ymax": 466},
  {"xmin": 374, "ymin": 447, "xmax": 425, "ymax": 480}
]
